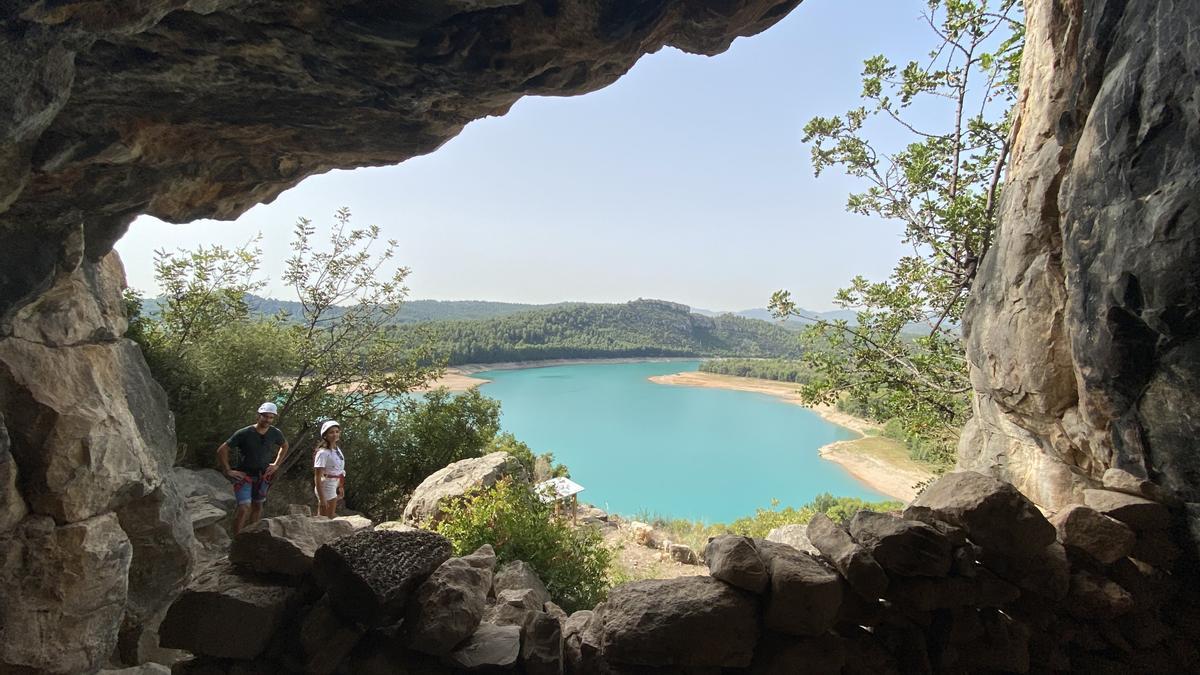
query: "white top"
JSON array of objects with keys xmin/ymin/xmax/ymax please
[
  {"xmin": 535, "ymin": 476, "xmax": 584, "ymax": 503},
  {"xmin": 313, "ymin": 447, "xmax": 346, "ymax": 477}
]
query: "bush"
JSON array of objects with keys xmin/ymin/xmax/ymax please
[{"xmin": 434, "ymin": 478, "xmax": 612, "ymax": 612}]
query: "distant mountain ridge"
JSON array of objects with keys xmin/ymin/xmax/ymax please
[{"xmin": 690, "ymin": 306, "xmax": 859, "ymax": 327}]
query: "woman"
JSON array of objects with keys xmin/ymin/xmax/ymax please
[{"xmin": 313, "ymin": 419, "xmax": 346, "ymax": 517}]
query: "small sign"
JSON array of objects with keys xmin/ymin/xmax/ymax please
[{"xmin": 535, "ymin": 476, "xmax": 584, "ymax": 503}]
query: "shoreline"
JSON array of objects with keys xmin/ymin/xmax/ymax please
[
  {"xmin": 417, "ymin": 357, "xmax": 700, "ymax": 393},
  {"xmin": 648, "ymin": 370, "xmax": 932, "ymax": 502}
]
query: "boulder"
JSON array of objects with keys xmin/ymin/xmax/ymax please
[
  {"xmin": 982, "ymin": 541, "xmax": 1070, "ymax": 601},
  {"xmin": 230, "ymin": 514, "xmax": 362, "ymax": 577},
  {"xmin": 99, "ymin": 665, "xmax": 172, "ymax": 675},
  {"xmin": 544, "ymin": 601, "xmax": 569, "ymax": 623},
  {"xmin": 172, "ymin": 466, "xmax": 237, "ymax": 515},
  {"xmin": 885, "ymin": 572, "xmax": 1019, "ymax": 612},
  {"xmin": 1130, "ymin": 529, "xmax": 1180, "ymax": 569},
  {"xmin": 300, "ymin": 596, "xmax": 363, "ymax": 675},
  {"xmin": 667, "ymin": 542, "xmax": 698, "ymax": 565},
  {"xmin": 375, "ymin": 520, "xmax": 418, "ymax": 533},
  {"xmin": 405, "ymin": 556, "xmax": 493, "ymax": 655},
  {"xmin": 629, "ymin": 521, "xmax": 659, "ymax": 548},
  {"xmin": 186, "ymin": 496, "xmax": 227, "ymax": 529},
  {"xmin": 0, "ymin": 514, "xmax": 132, "ymax": 674},
  {"xmin": 159, "ymin": 558, "xmax": 298, "ymax": 660},
  {"xmin": 755, "ymin": 540, "xmax": 842, "ymax": 636},
  {"xmin": 494, "ymin": 559, "xmax": 551, "ymax": 609},
  {"xmin": 562, "ymin": 609, "xmax": 601, "ymax": 675},
  {"xmin": 0, "ymin": 414, "xmax": 26, "ymax": 533},
  {"xmin": 484, "ymin": 588, "xmax": 540, "ymax": 628},
  {"xmin": 748, "ymin": 632, "xmax": 845, "ymax": 675},
  {"xmin": 114, "ymin": 481, "xmax": 197, "ymax": 664},
  {"xmin": 600, "ymin": 577, "xmax": 759, "ymax": 667},
  {"xmin": 848, "ymin": 511, "xmax": 953, "ymax": 577},
  {"xmin": 334, "ymin": 514, "xmax": 374, "ymax": 530},
  {"xmin": 311, "ymin": 528, "xmax": 452, "ymax": 625},
  {"xmin": 1067, "ymin": 571, "xmax": 1134, "ymax": 620},
  {"xmin": 1083, "ymin": 489, "xmax": 1171, "ymax": 532},
  {"xmin": 521, "ymin": 610, "xmax": 564, "ymax": 675},
  {"xmin": 704, "ymin": 535, "xmax": 768, "ymax": 593},
  {"xmin": 765, "ymin": 524, "xmax": 820, "ymax": 555},
  {"xmin": 807, "ymin": 513, "xmax": 889, "ymax": 599},
  {"xmin": 402, "ymin": 452, "xmax": 521, "ymax": 526},
  {"xmin": 288, "ymin": 504, "xmax": 313, "ymax": 516},
  {"xmin": 905, "ymin": 471, "xmax": 1055, "ymax": 559},
  {"xmin": 1102, "ymin": 469, "xmax": 1171, "ymax": 504},
  {"xmin": 446, "ymin": 623, "xmax": 521, "ymax": 671},
  {"xmin": 1050, "ymin": 504, "xmax": 1136, "ymax": 564}
]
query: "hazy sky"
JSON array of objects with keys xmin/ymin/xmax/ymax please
[{"xmin": 118, "ymin": 0, "xmax": 937, "ymax": 312}]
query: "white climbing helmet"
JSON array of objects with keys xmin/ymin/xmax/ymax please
[{"xmin": 257, "ymin": 402, "xmax": 279, "ymax": 415}]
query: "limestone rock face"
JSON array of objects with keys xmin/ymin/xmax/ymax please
[
  {"xmin": 403, "ymin": 451, "xmax": 522, "ymax": 526},
  {"xmin": 0, "ymin": 334, "xmax": 173, "ymax": 523},
  {"xmin": 0, "ymin": 514, "xmax": 133, "ymax": 674},
  {"xmin": 0, "ymin": 0, "xmax": 804, "ymax": 325},
  {"xmin": 173, "ymin": 466, "xmax": 238, "ymax": 515},
  {"xmin": 114, "ymin": 482, "xmax": 196, "ymax": 663},
  {"xmin": 961, "ymin": 0, "xmax": 1200, "ymax": 514},
  {"xmin": 600, "ymin": 577, "xmax": 759, "ymax": 668},
  {"xmin": 0, "ymin": 413, "xmax": 27, "ymax": 533}
]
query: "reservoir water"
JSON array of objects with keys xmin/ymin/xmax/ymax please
[{"xmin": 475, "ymin": 360, "xmax": 889, "ymax": 523}]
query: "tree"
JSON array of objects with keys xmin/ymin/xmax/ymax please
[
  {"xmin": 128, "ymin": 209, "xmax": 441, "ymax": 468},
  {"xmin": 772, "ymin": 0, "xmax": 1024, "ymax": 468}
]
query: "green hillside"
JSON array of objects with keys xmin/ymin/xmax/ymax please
[{"xmin": 394, "ymin": 299, "xmax": 804, "ymax": 365}]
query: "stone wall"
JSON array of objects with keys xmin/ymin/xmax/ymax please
[
  {"xmin": 960, "ymin": 0, "xmax": 1200, "ymax": 522},
  {"xmin": 161, "ymin": 471, "xmax": 1200, "ymax": 673}
]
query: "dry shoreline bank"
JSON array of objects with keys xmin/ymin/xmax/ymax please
[
  {"xmin": 648, "ymin": 371, "xmax": 932, "ymax": 502},
  {"xmin": 414, "ymin": 357, "xmax": 700, "ymax": 392}
]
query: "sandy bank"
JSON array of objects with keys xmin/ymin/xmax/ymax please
[
  {"xmin": 418, "ymin": 357, "xmax": 698, "ymax": 393},
  {"xmin": 649, "ymin": 370, "xmax": 932, "ymax": 502}
]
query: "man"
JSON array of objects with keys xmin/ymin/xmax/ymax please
[{"xmin": 216, "ymin": 402, "xmax": 289, "ymax": 534}]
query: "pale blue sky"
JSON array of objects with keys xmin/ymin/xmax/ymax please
[{"xmin": 118, "ymin": 0, "xmax": 938, "ymax": 312}]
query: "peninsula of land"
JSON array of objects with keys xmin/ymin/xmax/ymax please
[{"xmin": 648, "ymin": 370, "xmax": 933, "ymax": 502}]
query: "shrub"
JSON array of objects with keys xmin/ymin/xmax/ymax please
[{"xmin": 434, "ymin": 478, "xmax": 612, "ymax": 612}]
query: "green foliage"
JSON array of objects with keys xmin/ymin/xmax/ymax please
[
  {"xmin": 390, "ymin": 299, "xmax": 803, "ymax": 366},
  {"xmin": 727, "ymin": 494, "xmax": 903, "ymax": 539},
  {"xmin": 126, "ymin": 208, "xmax": 440, "ymax": 471},
  {"xmin": 641, "ymin": 493, "xmax": 903, "ymax": 551},
  {"xmin": 435, "ymin": 478, "xmax": 613, "ymax": 612},
  {"xmin": 486, "ymin": 432, "xmax": 569, "ymax": 482},
  {"xmin": 699, "ymin": 358, "xmax": 814, "ymax": 383},
  {"xmin": 773, "ymin": 1, "xmax": 1024, "ymax": 469},
  {"xmin": 345, "ymin": 388, "xmax": 505, "ymax": 521}
]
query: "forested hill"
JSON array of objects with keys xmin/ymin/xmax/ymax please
[{"xmin": 392, "ymin": 299, "xmax": 804, "ymax": 365}]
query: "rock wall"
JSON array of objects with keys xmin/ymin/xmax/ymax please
[{"xmin": 960, "ymin": 0, "xmax": 1200, "ymax": 520}]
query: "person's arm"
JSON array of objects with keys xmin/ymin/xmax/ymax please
[
  {"xmin": 266, "ymin": 437, "xmax": 289, "ymax": 477},
  {"xmin": 314, "ymin": 467, "xmax": 327, "ymax": 508},
  {"xmin": 216, "ymin": 442, "xmax": 246, "ymax": 482}
]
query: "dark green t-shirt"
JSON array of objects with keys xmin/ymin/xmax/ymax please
[{"xmin": 226, "ymin": 425, "xmax": 286, "ymax": 473}]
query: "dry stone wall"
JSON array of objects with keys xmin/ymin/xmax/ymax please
[{"xmin": 160, "ymin": 472, "xmax": 1199, "ymax": 673}]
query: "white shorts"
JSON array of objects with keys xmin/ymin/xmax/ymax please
[{"xmin": 315, "ymin": 477, "xmax": 341, "ymax": 501}]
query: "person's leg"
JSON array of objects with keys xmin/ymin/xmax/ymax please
[
  {"xmin": 232, "ymin": 480, "xmax": 252, "ymax": 534},
  {"xmin": 232, "ymin": 504, "xmax": 250, "ymax": 534},
  {"xmin": 248, "ymin": 475, "xmax": 270, "ymax": 526},
  {"xmin": 248, "ymin": 501, "xmax": 264, "ymax": 527}
]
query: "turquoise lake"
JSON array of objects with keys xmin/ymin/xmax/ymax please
[{"xmin": 475, "ymin": 360, "xmax": 888, "ymax": 523}]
